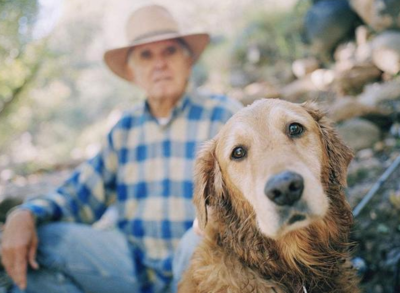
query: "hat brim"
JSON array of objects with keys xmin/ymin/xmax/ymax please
[{"xmin": 104, "ymin": 32, "xmax": 210, "ymax": 82}]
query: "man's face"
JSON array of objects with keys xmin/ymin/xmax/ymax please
[{"xmin": 128, "ymin": 39, "xmax": 193, "ymax": 104}]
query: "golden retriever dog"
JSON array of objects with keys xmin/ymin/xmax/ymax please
[{"xmin": 178, "ymin": 99, "xmax": 360, "ymax": 293}]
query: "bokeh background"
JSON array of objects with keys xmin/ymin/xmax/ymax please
[{"xmin": 1, "ymin": 0, "xmax": 400, "ymax": 292}]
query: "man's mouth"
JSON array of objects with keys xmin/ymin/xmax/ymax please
[{"xmin": 154, "ymin": 77, "xmax": 171, "ymax": 83}]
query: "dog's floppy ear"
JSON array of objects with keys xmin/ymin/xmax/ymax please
[
  {"xmin": 193, "ymin": 138, "xmax": 224, "ymax": 230},
  {"xmin": 302, "ymin": 102, "xmax": 353, "ymax": 186}
]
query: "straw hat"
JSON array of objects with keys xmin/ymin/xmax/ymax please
[{"xmin": 104, "ymin": 4, "xmax": 210, "ymax": 82}]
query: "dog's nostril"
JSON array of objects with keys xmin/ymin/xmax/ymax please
[
  {"xmin": 265, "ymin": 171, "xmax": 304, "ymax": 206},
  {"xmin": 273, "ymin": 190, "xmax": 282, "ymax": 198},
  {"xmin": 289, "ymin": 182, "xmax": 300, "ymax": 192}
]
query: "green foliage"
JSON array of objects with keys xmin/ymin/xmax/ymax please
[
  {"xmin": 0, "ymin": 0, "xmax": 41, "ymax": 115},
  {"xmin": 231, "ymin": 1, "xmax": 311, "ymax": 71}
]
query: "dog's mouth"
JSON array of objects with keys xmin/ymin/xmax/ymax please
[{"xmin": 288, "ymin": 213, "xmax": 307, "ymax": 225}]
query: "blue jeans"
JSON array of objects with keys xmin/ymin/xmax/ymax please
[{"xmin": 8, "ymin": 223, "xmax": 201, "ymax": 293}]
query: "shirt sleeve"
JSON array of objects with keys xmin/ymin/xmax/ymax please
[{"xmin": 18, "ymin": 129, "xmax": 119, "ymax": 225}]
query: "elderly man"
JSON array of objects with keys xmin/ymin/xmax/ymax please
[{"xmin": 1, "ymin": 4, "xmax": 242, "ymax": 293}]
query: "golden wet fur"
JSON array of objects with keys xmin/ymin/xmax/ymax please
[{"xmin": 178, "ymin": 99, "xmax": 360, "ymax": 293}]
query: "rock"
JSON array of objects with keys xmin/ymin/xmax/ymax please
[
  {"xmin": 355, "ymin": 26, "xmax": 374, "ymax": 63},
  {"xmin": 310, "ymin": 69, "xmax": 335, "ymax": 90},
  {"xmin": 355, "ymin": 25, "xmax": 370, "ymax": 46},
  {"xmin": 373, "ymin": 141, "xmax": 385, "ymax": 152},
  {"xmin": 357, "ymin": 148, "xmax": 374, "ymax": 160},
  {"xmin": 336, "ymin": 118, "xmax": 381, "ymax": 151},
  {"xmin": 240, "ymin": 82, "xmax": 280, "ymax": 106},
  {"xmin": 384, "ymin": 138, "xmax": 397, "ymax": 148},
  {"xmin": 350, "ymin": 0, "xmax": 400, "ymax": 32},
  {"xmin": 334, "ymin": 62, "xmax": 381, "ymax": 94},
  {"xmin": 280, "ymin": 75, "xmax": 317, "ymax": 101},
  {"xmin": 334, "ymin": 34, "xmax": 373, "ymax": 64},
  {"xmin": 334, "ymin": 42, "xmax": 357, "ymax": 63},
  {"xmin": 328, "ymin": 97, "xmax": 380, "ymax": 122},
  {"xmin": 358, "ymin": 78, "xmax": 400, "ymax": 106},
  {"xmin": 244, "ymin": 82, "xmax": 280, "ymax": 99},
  {"xmin": 355, "ymin": 42, "xmax": 373, "ymax": 64},
  {"xmin": 292, "ymin": 58, "xmax": 320, "ymax": 78},
  {"xmin": 352, "ymin": 257, "xmax": 368, "ymax": 277},
  {"xmin": 304, "ymin": 0, "xmax": 358, "ymax": 53},
  {"xmin": 280, "ymin": 69, "xmax": 335, "ymax": 101},
  {"xmin": 371, "ymin": 31, "xmax": 400, "ymax": 75}
]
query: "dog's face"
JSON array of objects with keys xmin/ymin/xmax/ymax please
[{"xmin": 195, "ymin": 99, "xmax": 353, "ymax": 240}]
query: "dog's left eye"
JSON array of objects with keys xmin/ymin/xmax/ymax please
[
  {"xmin": 231, "ymin": 146, "xmax": 247, "ymax": 160},
  {"xmin": 288, "ymin": 123, "xmax": 304, "ymax": 137}
]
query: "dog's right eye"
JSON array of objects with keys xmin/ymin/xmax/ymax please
[
  {"xmin": 231, "ymin": 146, "xmax": 247, "ymax": 160},
  {"xmin": 288, "ymin": 123, "xmax": 304, "ymax": 137}
]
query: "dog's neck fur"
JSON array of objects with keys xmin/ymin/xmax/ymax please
[{"xmin": 207, "ymin": 182, "xmax": 359, "ymax": 293}]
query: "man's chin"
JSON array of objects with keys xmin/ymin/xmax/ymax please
[{"xmin": 149, "ymin": 88, "xmax": 183, "ymax": 103}]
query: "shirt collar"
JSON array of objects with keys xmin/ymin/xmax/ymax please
[{"xmin": 144, "ymin": 94, "xmax": 191, "ymax": 124}]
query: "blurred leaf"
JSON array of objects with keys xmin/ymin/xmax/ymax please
[{"xmin": 0, "ymin": 0, "xmax": 42, "ymax": 117}]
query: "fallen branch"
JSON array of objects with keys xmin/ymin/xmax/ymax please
[{"xmin": 353, "ymin": 154, "xmax": 400, "ymax": 217}]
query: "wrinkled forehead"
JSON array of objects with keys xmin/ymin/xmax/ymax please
[{"xmin": 216, "ymin": 100, "xmax": 319, "ymax": 151}]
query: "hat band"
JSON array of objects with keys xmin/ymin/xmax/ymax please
[{"xmin": 131, "ymin": 29, "xmax": 179, "ymax": 43}]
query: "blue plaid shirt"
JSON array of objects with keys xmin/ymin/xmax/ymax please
[{"xmin": 20, "ymin": 93, "xmax": 242, "ymax": 292}]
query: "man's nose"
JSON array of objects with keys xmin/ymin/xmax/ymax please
[
  {"xmin": 264, "ymin": 171, "xmax": 304, "ymax": 206},
  {"xmin": 154, "ymin": 56, "xmax": 168, "ymax": 69}
]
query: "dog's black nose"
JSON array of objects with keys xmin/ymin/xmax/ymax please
[{"xmin": 264, "ymin": 171, "xmax": 304, "ymax": 206}]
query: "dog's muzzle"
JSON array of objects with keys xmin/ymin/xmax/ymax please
[{"xmin": 264, "ymin": 171, "xmax": 304, "ymax": 206}]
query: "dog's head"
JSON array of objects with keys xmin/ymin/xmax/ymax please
[{"xmin": 194, "ymin": 99, "xmax": 353, "ymax": 240}]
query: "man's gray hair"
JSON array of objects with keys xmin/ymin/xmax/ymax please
[{"xmin": 176, "ymin": 38, "xmax": 193, "ymax": 58}]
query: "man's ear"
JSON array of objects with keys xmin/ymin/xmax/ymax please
[
  {"xmin": 302, "ymin": 102, "xmax": 354, "ymax": 186},
  {"xmin": 193, "ymin": 138, "xmax": 224, "ymax": 230}
]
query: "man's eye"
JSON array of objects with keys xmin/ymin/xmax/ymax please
[
  {"xmin": 140, "ymin": 50, "xmax": 152, "ymax": 60},
  {"xmin": 231, "ymin": 146, "xmax": 247, "ymax": 160},
  {"xmin": 288, "ymin": 123, "xmax": 304, "ymax": 137},
  {"xmin": 165, "ymin": 46, "xmax": 177, "ymax": 56}
]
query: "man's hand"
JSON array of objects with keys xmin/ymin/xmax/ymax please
[{"xmin": 1, "ymin": 209, "xmax": 39, "ymax": 290}]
